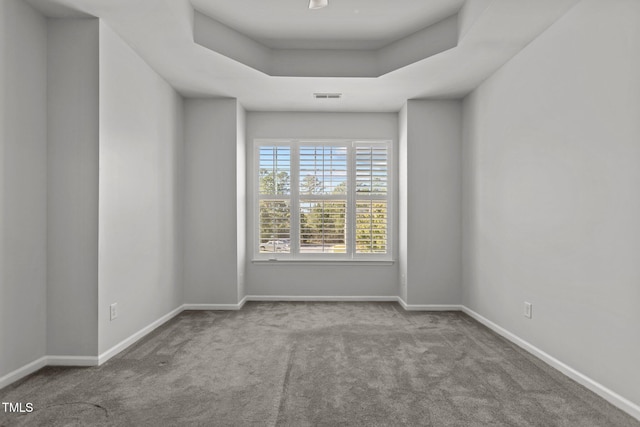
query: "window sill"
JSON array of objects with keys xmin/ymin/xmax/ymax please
[{"xmin": 251, "ymin": 259, "xmax": 395, "ymax": 266}]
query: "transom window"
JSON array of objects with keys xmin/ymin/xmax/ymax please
[{"xmin": 255, "ymin": 139, "xmax": 392, "ymax": 260}]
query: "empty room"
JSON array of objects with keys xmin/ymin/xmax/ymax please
[{"xmin": 1, "ymin": 0, "xmax": 639, "ymax": 425}]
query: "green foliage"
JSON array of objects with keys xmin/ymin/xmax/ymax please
[
  {"xmin": 259, "ymin": 169, "xmax": 290, "ymax": 195},
  {"xmin": 259, "ymin": 171, "xmax": 387, "ymax": 252},
  {"xmin": 259, "ymin": 200, "xmax": 290, "ymax": 243},
  {"xmin": 259, "ymin": 169, "xmax": 291, "ymax": 243},
  {"xmin": 300, "ymin": 178, "xmax": 347, "ymax": 245},
  {"xmin": 300, "ymin": 201, "xmax": 346, "ymax": 245},
  {"xmin": 300, "ymin": 175, "xmax": 323, "ymax": 195},
  {"xmin": 355, "ymin": 201, "xmax": 387, "ymax": 253}
]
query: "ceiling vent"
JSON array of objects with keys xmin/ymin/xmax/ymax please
[{"xmin": 313, "ymin": 93, "xmax": 342, "ymax": 99}]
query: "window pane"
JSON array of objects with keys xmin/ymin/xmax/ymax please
[
  {"xmin": 355, "ymin": 146, "xmax": 388, "ymax": 195},
  {"xmin": 300, "ymin": 146, "xmax": 347, "ymax": 195},
  {"xmin": 300, "ymin": 200, "xmax": 346, "ymax": 253},
  {"xmin": 356, "ymin": 201, "xmax": 388, "ymax": 254},
  {"xmin": 259, "ymin": 146, "xmax": 290, "ymax": 195},
  {"xmin": 259, "ymin": 200, "xmax": 290, "ymax": 253}
]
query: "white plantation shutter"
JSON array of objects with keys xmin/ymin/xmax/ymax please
[
  {"xmin": 354, "ymin": 143, "xmax": 389, "ymax": 254},
  {"xmin": 259, "ymin": 200, "xmax": 291, "ymax": 250},
  {"xmin": 299, "ymin": 200, "xmax": 347, "ymax": 253},
  {"xmin": 299, "ymin": 145, "xmax": 348, "ymax": 195},
  {"xmin": 258, "ymin": 146, "xmax": 291, "ymax": 253},
  {"xmin": 255, "ymin": 140, "xmax": 391, "ymax": 259},
  {"xmin": 299, "ymin": 145, "xmax": 348, "ymax": 253}
]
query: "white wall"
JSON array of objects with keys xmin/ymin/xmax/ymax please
[
  {"xmin": 0, "ymin": 0, "xmax": 48, "ymax": 379},
  {"xmin": 46, "ymin": 18, "xmax": 99, "ymax": 357},
  {"xmin": 463, "ymin": 0, "xmax": 640, "ymax": 408},
  {"xmin": 184, "ymin": 98, "xmax": 243, "ymax": 305},
  {"xmin": 98, "ymin": 22, "xmax": 184, "ymax": 354},
  {"xmin": 403, "ymin": 100, "xmax": 463, "ymax": 306},
  {"xmin": 245, "ymin": 112, "xmax": 399, "ymax": 297}
]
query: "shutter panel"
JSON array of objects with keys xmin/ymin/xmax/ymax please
[
  {"xmin": 300, "ymin": 200, "xmax": 346, "ymax": 253},
  {"xmin": 258, "ymin": 146, "xmax": 291, "ymax": 253},
  {"xmin": 299, "ymin": 145, "xmax": 347, "ymax": 195},
  {"xmin": 355, "ymin": 144, "xmax": 388, "ymax": 254},
  {"xmin": 355, "ymin": 145, "xmax": 388, "ymax": 195},
  {"xmin": 259, "ymin": 146, "xmax": 291, "ymax": 196},
  {"xmin": 355, "ymin": 200, "xmax": 388, "ymax": 253},
  {"xmin": 299, "ymin": 145, "xmax": 348, "ymax": 253},
  {"xmin": 259, "ymin": 200, "xmax": 291, "ymax": 253}
]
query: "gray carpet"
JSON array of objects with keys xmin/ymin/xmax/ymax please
[{"xmin": 1, "ymin": 302, "xmax": 638, "ymax": 426}]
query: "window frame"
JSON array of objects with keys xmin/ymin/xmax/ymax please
[{"xmin": 253, "ymin": 138, "xmax": 393, "ymax": 262}]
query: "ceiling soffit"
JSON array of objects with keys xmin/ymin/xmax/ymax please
[
  {"xmin": 194, "ymin": 10, "xmax": 459, "ymax": 78},
  {"xmin": 190, "ymin": 0, "xmax": 465, "ymax": 50}
]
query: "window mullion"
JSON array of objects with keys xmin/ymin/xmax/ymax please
[
  {"xmin": 347, "ymin": 142, "xmax": 355, "ymax": 258},
  {"xmin": 290, "ymin": 144, "xmax": 300, "ymax": 257}
]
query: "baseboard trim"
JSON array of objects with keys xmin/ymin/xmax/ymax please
[
  {"xmin": 461, "ymin": 307, "xmax": 640, "ymax": 421},
  {"xmin": 238, "ymin": 295, "xmax": 248, "ymax": 308},
  {"xmin": 183, "ymin": 302, "xmax": 245, "ymax": 310},
  {"xmin": 245, "ymin": 295, "xmax": 399, "ymax": 302},
  {"xmin": 0, "ymin": 357, "xmax": 48, "ymax": 390},
  {"xmin": 47, "ymin": 356, "xmax": 98, "ymax": 367},
  {"xmin": 97, "ymin": 305, "xmax": 184, "ymax": 366},
  {"xmin": 396, "ymin": 297, "xmax": 463, "ymax": 311}
]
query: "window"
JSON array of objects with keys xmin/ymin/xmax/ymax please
[{"xmin": 255, "ymin": 139, "xmax": 392, "ymax": 260}]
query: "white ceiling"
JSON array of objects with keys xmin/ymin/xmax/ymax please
[{"xmin": 26, "ymin": 0, "xmax": 581, "ymax": 112}]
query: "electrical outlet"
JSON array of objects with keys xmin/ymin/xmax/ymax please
[
  {"xmin": 110, "ymin": 303, "xmax": 118, "ymax": 321},
  {"xmin": 524, "ymin": 302, "xmax": 532, "ymax": 319}
]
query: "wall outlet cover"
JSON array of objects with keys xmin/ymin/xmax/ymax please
[{"xmin": 524, "ymin": 302, "xmax": 532, "ymax": 319}]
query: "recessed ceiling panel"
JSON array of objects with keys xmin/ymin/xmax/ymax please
[{"xmin": 191, "ymin": 0, "xmax": 464, "ymax": 50}]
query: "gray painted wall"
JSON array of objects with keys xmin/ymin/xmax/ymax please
[
  {"xmin": 98, "ymin": 22, "xmax": 184, "ymax": 353},
  {"xmin": 46, "ymin": 18, "xmax": 99, "ymax": 357},
  {"xmin": 184, "ymin": 99, "xmax": 242, "ymax": 305},
  {"xmin": 463, "ymin": 0, "xmax": 640, "ymax": 407},
  {"xmin": 0, "ymin": 0, "xmax": 48, "ymax": 378},
  {"xmin": 245, "ymin": 112, "xmax": 399, "ymax": 297},
  {"xmin": 403, "ymin": 100, "xmax": 463, "ymax": 305}
]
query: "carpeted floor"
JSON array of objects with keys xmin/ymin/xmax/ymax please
[{"xmin": 0, "ymin": 302, "xmax": 638, "ymax": 426}]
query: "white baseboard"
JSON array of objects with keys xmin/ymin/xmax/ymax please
[
  {"xmin": 97, "ymin": 305, "xmax": 184, "ymax": 365},
  {"xmin": 396, "ymin": 297, "xmax": 463, "ymax": 311},
  {"xmin": 183, "ymin": 302, "xmax": 245, "ymax": 310},
  {"xmin": 461, "ymin": 307, "xmax": 640, "ymax": 422},
  {"xmin": 245, "ymin": 295, "xmax": 399, "ymax": 302},
  {"xmin": 47, "ymin": 356, "xmax": 98, "ymax": 366},
  {"xmin": 0, "ymin": 357, "xmax": 48, "ymax": 390}
]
